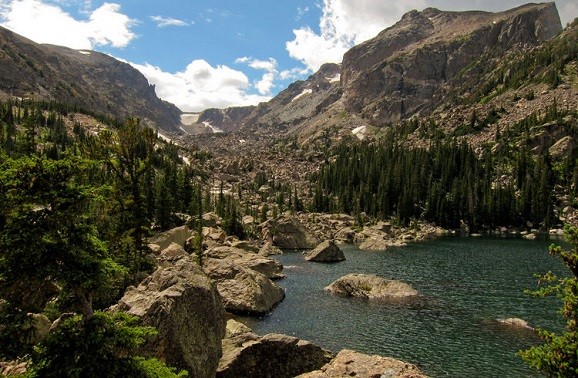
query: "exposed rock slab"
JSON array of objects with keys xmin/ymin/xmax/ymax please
[
  {"xmin": 148, "ymin": 225, "xmax": 191, "ymax": 251},
  {"xmin": 496, "ymin": 317, "xmax": 534, "ymax": 331},
  {"xmin": 259, "ymin": 241, "xmax": 284, "ymax": 256},
  {"xmin": 304, "ymin": 240, "xmax": 346, "ymax": 262},
  {"xmin": 203, "ymin": 253, "xmax": 285, "ymax": 315},
  {"xmin": 217, "ymin": 320, "xmax": 334, "ymax": 378},
  {"xmin": 261, "ymin": 216, "xmax": 320, "ymax": 249},
  {"xmin": 114, "ymin": 257, "xmax": 226, "ymax": 378},
  {"xmin": 206, "ymin": 246, "xmax": 284, "ymax": 279},
  {"xmin": 325, "ymin": 274, "xmax": 419, "ymax": 299},
  {"xmin": 298, "ymin": 349, "xmax": 427, "ymax": 378}
]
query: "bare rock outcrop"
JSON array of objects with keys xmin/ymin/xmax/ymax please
[
  {"xmin": 205, "ymin": 246, "xmax": 284, "ymax": 280},
  {"xmin": 217, "ymin": 320, "xmax": 334, "ymax": 378},
  {"xmin": 298, "ymin": 349, "xmax": 427, "ymax": 378},
  {"xmin": 259, "ymin": 241, "xmax": 283, "ymax": 256},
  {"xmin": 496, "ymin": 317, "xmax": 534, "ymax": 331},
  {"xmin": 341, "ymin": 3, "xmax": 562, "ymax": 125},
  {"xmin": 325, "ymin": 274, "xmax": 419, "ymax": 299},
  {"xmin": 113, "ymin": 257, "xmax": 226, "ymax": 378},
  {"xmin": 203, "ymin": 252, "xmax": 285, "ymax": 315},
  {"xmin": 261, "ymin": 216, "xmax": 320, "ymax": 249},
  {"xmin": 148, "ymin": 225, "xmax": 191, "ymax": 251},
  {"xmin": 304, "ymin": 240, "xmax": 346, "ymax": 262}
]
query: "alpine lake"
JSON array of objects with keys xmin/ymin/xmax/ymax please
[{"xmin": 239, "ymin": 235, "xmax": 568, "ymax": 377}]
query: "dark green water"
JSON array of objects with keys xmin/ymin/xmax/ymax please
[{"xmin": 241, "ymin": 236, "xmax": 568, "ymax": 378}]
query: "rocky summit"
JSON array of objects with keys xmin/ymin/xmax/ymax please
[{"xmin": 182, "ymin": 2, "xmax": 562, "ymax": 143}]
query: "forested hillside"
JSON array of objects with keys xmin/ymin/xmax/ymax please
[{"xmin": 0, "ymin": 100, "xmax": 245, "ymax": 376}]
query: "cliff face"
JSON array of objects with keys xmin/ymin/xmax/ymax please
[
  {"xmin": 341, "ymin": 2, "xmax": 562, "ymax": 125},
  {"xmin": 240, "ymin": 63, "xmax": 343, "ymax": 134},
  {"xmin": 0, "ymin": 26, "xmax": 182, "ymax": 132},
  {"xmin": 196, "ymin": 106, "xmax": 256, "ymax": 133}
]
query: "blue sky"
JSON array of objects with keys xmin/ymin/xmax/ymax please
[{"xmin": 0, "ymin": 1, "xmax": 576, "ymax": 112}]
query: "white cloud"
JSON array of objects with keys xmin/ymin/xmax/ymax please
[
  {"xmin": 150, "ymin": 15, "xmax": 190, "ymax": 28},
  {"xmin": 235, "ymin": 57, "xmax": 279, "ymax": 95},
  {"xmin": 286, "ymin": 0, "xmax": 426, "ymax": 72},
  {"xmin": 131, "ymin": 60, "xmax": 272, "ymax": 112},
  {"xmin": 0, "ymin": 0, "xmax": 135, "ymax": 49},
  {"xmin": 279, "ymin": 67, "xmax": 310, "ymax": 80},
  {"xmin": 560, "ymin": 2, "xmax": 578, "ymax": 26}
]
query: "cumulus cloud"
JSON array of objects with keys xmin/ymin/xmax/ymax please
[
  {"xmin": 0, "ymin": 0, "xmax": 135, "ymax": 49},
  {"xmin": 286, "ymin": 0, "xmax": 426, "ymax": 71},
  {"xmin": 235, "ymin": 57, "xmax": 279, "ymax": 95},
  {"xmin": 150, "ymin": 15, "xmax": 190, "ymax": 28},
  {"xmin": 131, "ymin": 60, "xmax": 272, "ymax": 112}
]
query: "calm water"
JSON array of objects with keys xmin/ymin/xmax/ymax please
[{"xmin": 240, "ymin": 236, "xmax": 568, "ymax": 377}]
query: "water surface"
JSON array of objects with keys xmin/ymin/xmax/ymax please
[{"xmin": 241, "ymin": 236, "xmax": 567, "ymax": 377}]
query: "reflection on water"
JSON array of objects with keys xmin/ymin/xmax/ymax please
[{"xmin": 239, "ymin": 236, "xmax": 566, "ymax": 378}]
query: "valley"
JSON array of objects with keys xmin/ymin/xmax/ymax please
[{"xmin": 0, "ymin": 2, "xmax": 577, "ymax": 377}]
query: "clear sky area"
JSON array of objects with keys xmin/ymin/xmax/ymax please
[{"xmin": 1, "ymin": 0, "xmax": 576, "ymax": 112}]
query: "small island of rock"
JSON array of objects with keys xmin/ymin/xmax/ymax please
[
  {"xmin": 325, "ymin": 273, "xmax": 418, "ymax": 299},
  {"xmin": 304, "ymin": 240, "xmax": 346, "ymax": 262}
]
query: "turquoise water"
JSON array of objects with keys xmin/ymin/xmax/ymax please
[{"xmin": 241, "ymin": 236, "xmax": 568, "ymax": 377}]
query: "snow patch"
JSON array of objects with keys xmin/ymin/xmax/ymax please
[
  {"xmin": 352, "ymin": 125, "xmax": 367, "ymax": 140},
  {"xmin": 291, "ymin": 88, "xmax": 312, "ymax": 102},
  {"xmin": 327, "ymin": 73, "xmax": 341, "ymax": 83},
  {"xmin": 78, "ymin": 50, "xmax": 91, "ymax": 55},
  {"xmin": 203, "ymin": 121, "xmax": 223, "ymax": 133},
  {"xmin": 181, "ymin": 113, "xmax": 200, "ymax": 125}
]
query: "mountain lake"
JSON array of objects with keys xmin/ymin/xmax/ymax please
[{"xmin": 239, "ymin": 236, "xmax": 568, "ymax": 377}]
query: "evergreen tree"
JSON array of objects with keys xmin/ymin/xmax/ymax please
[{"xmin": 519, "ymin": 225, "xmax": 578, "ymax": 376}]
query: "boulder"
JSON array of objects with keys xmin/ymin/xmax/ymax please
[
  {"xmin": 202, "ymin": 212, "xmax": 222, "ymax": 228},
  {"xmin": 218, "ymin": 320, "xmax": 334, "ymax": 378},
  {"xmin": 304, "ymin": 240, "xmax": 346, "ymax": 262},
  {"xmin": 325, "ymin": 274, "xmax": 419, "ymax": 299},
  {"xmin": 206, "ymin": 246, "xmax": 284, "ymax": 279},
  {"xmin": 160, "ymin": 242, "xmax": 187, "ymax": 260},
  {"xmin": 0, "ymin": 361, "xmax": 28, "ymax": 376},
  {"xmin": 230, "ymin": 240, "xmax": 260, "ymax": 253},
  {"xmin": 298, "ymin": 349, "xmax": 427, "ymax": 378},
  {"xmin": 21, "ymin": 313, "xmax": 51, "ymax": 345},
  {"xmin": 203, "ymin": 255, "xmax": 285, "ymax": 315},
  {"xmin": 496, "ymin": 318, "xmax": 534, "ymax": 331},
  {"xmin": 148, "ymin": 225, "xmax": 191, "ymax": 251},
  {"xmin": 114, "ymin": 257, "xmax": 226, "ymax": 378},
  {"xmin": 359, "ymin": 237, "xmax": 389, "ymax": 251},
  {"xmin": 258, "ymin": 242, "xmax": 283, "ymax": 256},
  {"xmin": 261, "ymin": 217, "xmax": 320, "ymax": 249},
  {"xmin": 549, "ymin": 136, "xmax": 574, "ymax": 160}
]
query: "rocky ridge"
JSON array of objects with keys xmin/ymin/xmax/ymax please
[{"xmin": 0, "ymin": 26, "xmax": 182, "ymax": 133}]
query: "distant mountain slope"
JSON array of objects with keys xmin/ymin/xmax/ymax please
[
  {"xmin": 194, "ymin": 2, "xmax": 563, "ymax": 142},
  {"xmin": 0, "ymin": 26, "xmax": 182, "ymax": 133},
  {"xmin": 341, "ymin": 2, "xmax": 562, "ymax": 125}
]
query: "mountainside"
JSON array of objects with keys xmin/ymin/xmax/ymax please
[
  {"xmin": 190, "ymin": 2, "xmax": 564, "ymax": 141},
  {"xmin": 342, "ymin": 2, "xmax": 562, "ymax": 125},
  {"xmin": 0, "ymin": 26, "xmax": 183, "ymax": 133},
  {"xmin": 196, "ymin": 106, "xmax": 256, "ymax": 133}
]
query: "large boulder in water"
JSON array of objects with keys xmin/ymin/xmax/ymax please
[
  {"xmin": 325, "ymin": 274, "xmax": 418, "ymax": 299},
  {"xmin": 304, "ymin": 240, "xmax": 346, "ymax": 262},
  {"xmin": 297, "ymin": 349, "xmax": 427, "ymax": 378},
  {"xmin": 203, "ymin": 255, "xmax": 285, "ymax": 315},
  {"xmin": 217, "ymin": 320, "xmax": 334, "ymax": 378},
  {"xmin": 113, "ymin": 256, "xmax": 226, "ymax": 378}
]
